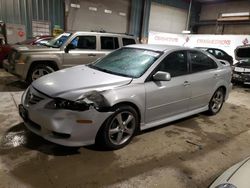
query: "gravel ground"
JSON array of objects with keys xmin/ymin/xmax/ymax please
[{"xmin": 0, "ymin": 69, "xmax": 249, "ymax": 188}]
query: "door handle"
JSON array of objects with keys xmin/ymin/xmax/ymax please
[
  {"xmin": 183, "ymin": 81, "xmax": 190, "ymax": 86},
  {"xmin": 88, "ymin": 54, "xmax": 96, "ymax": 57}
]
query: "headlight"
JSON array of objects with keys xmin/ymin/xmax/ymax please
[
  {"xmin": 215, "ymin": 183, "xmax": 237, "ymax": 188},
  {"xmin": 45, "ymin": 98, "xmax": 90, "ymax": 111},
  {"xmin": 18, "ymin": 54, "xmax": 26, "ymax": 64},
  {"xmin": 45, "ymin": 91, "xmax": 109, "ymax": 111}
]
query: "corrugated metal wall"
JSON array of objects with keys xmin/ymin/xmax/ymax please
[
  {"xmin": 0, "ymin": 0, "xmax": 64, "ymax": 38},
  {"xmin": 66, "ymin": 0, "xmax": 130, "ymax": 34},
  {"xmin": 149, "ymin": 2, "xmax": 188, "ymax": 34},
  {"xmin": 153, "ymin": 0, "xmax": 189, "ymax": 9},
  {"xmin": 129, "ymin": 0, "xmax": 190, "ymax": 40}
]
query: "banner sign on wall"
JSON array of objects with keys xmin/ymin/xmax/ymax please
[
  {"xmin": 148, "ymin": 31, "xmax": 250, "ymax": 63},
  {"xmin": 6, "ymin": 23, "xmax": 26, "ymax": 44}
]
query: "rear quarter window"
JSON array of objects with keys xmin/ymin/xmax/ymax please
[
  {"xmin": 101, "ymin": 37, "xmax": 119, "ymax": 50},
  {"xmin": 189, "ymin": 51, "xmax": 218, "ymax": 73},
  {"xmin": 122, "ymin": 38, "xmax": 136, "ymax": 46}
]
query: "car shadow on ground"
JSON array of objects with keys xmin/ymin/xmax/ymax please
[
  {"xmin": 4, "ymin": 79, "xmax": 28, "ymax": 91},
  {"xmin": 0, "ymin": 68, "xmax": 28, "ymax": 92},
  {"xmin": 0, "ymin": 113, "xmax": 217, "ymax": 155},
  {"xmin": 0, "ymin": 123, "xmax": 80, "ymax": 156},
  {"xmin": 232, "ymin": 83, "xmax": 250, "ymax": 90}
]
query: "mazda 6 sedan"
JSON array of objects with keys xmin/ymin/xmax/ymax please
[{"xmin": 19, "ymin": 44, "xmax": 232, "ymax": 149}]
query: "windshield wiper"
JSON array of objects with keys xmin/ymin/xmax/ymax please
[{"xmin": 88, "ymin": 64, "xmax": 132, "ymax": 78}]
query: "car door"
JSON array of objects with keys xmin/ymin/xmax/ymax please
[
  {"xmin": 187, "ymin": 50, "xmax": 219, "ymax": 110},
  {"xmin": 144, "ymin": 50, "xmax": 191, "ymax": 124},
  {"xmin": 63, "ymin": 35, "xmax": 103, "ymax": 68}
]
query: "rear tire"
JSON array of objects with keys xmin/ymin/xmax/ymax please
[
  {"xmin": 96, "ymin": 105, "xmax": 139, "ymax": 150},
  {"xmin": 207, "ymin": 88, "xmax": 225, "ymax": 115},
  {"xmin": 26, "ymin": 64, "xmax": 55, "ymax": 84}
]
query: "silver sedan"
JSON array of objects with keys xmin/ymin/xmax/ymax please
[{"xmin": 19, "ymin": 44, "xmax": 232, "ymax": 149}]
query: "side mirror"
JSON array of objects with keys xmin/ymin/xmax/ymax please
[
  {"xmin": 65, "ymin": 43, "xmax": 75, "ymax": 53},
  {"xmin": 153, "ymin": 71, "xmax": 171, "ymax": 81}
]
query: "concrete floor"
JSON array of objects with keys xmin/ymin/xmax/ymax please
[{"xmin": 0, "ymin": 69, "xmax": 250, "ymax": 188}]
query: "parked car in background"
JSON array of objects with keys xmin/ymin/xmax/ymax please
[
  {"xmin": 232, "ymin": 59, "xmax": 250, "ymax": 85},
  {"xmin": 210, "ymin": 157, "xmax": 250, "ymax": 188},
  {"xmin": 0, "ymin": 36, "xmax": 11, "ymax": 68},
  {"xmin": 232, "ymin": 45, "xmax": 250, "ymax": 85},
  {"xmin": 4, "ymin": 31, "xmax": 137, "ymax": 84},
  {"xmin": 0, "ymin": 35, "xmax": 53, "ymax": 67},
  {"xmin": 19, "ymin": 44, "xmax": 232, "ymax": 149},
  {"xmin": 16, "ymin": 35, "xmax": 53, "ymax": 45},
  {"xmin": 197, "ymin": 47, "xmax": 233, "ymax": 65}
]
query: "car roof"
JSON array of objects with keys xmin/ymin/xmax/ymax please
[
  {"xmin": 125, "ymin": 44, "xmax": 191, "ymax": 52},
  {"xmin": 71, "ymin": 31, "xmax": 136, "ymax": 38},
  {"xmin": 196, "ymin": 47, "xmax": 225, "ymax": 51}
]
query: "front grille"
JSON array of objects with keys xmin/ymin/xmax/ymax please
[
  {"xmin": 25, "ymin": 87, "xmax": 46, "ymax": 106},
  {"xmin": 52, "ymin": 131, "xmax": 71, "ymax": 139},
  {"xmin": 28, "ymin": 93, "xmax": 44, "ymax": 105},
  {"xmin": 8, "ymin": 50, "xmax": 18, "ymax": 64}
]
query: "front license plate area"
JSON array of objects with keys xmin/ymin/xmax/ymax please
[{"xmin": 19, "ymin": 104, "xmax": 28, "ymax": 121}]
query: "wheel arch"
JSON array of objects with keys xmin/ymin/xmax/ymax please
[
  {"xmin": 214, "ymin": 85, "xmax": 227, "ymax": 101},
  {"xmin": 111, "ymin": 101, "xmax": 141, "ymax": 125},
  {"xmin": 95, "ymin": 101, "xmax": 142, "ymax": 144},
  {"xmin": 26, "ymin": 60, "xmax": 59, "ymax": 80}
]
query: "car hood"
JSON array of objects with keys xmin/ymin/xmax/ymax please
[
  {"xmin": 12, "ymin": 44, "xmax": 60, "ymax": 53},
  {"xmin": 210, "ymin": 157, "xmax": 250, "ymax": 188},
  {"xmin": 234, "ymin": 45, "xmax": 250, "ymax": 61},
  {"xmin": 32, "ymin": 65, "xmax": 132, "ymax": 98},
  {"xmin": 228, "ymin": 158, "xmax": 250, "ymax": 188}
]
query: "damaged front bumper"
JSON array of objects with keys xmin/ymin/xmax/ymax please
[
  {"xmin": 19, "ymin": 87, "xmax": 113, "ymax": 147},
  {"xmin": 232, "ymin": 71, "xmax": 250, "ymax": 84}
]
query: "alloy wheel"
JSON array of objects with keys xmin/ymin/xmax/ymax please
[
  {"xmin": 108, "ymin": 111, "xmax": 136, "ymax": 146},
  {"xmin": 31, "ymin": 68, "xmax": 51, "ymax": 81},
  {"xmin": 210, "ymin": 89, "xmax": 224, "ymax": 113}
]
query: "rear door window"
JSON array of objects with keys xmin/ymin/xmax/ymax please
[
  {"xmin": 101, "ymin": 37, "xmax": 119, "ymax": 50},
  {"xmin": 122, "ymin": 38, "xmax": 136, "ymax": 46}
]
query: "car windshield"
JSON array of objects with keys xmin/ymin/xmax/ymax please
[
  {"xmin": 89, "ymin": 48, "xmax": 161, "ymax": 78},
  {"xmin": 45, "ymin": 33, "xmax": 72, "ymax": 48}
]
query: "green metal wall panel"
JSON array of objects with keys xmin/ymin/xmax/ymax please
[
  {"xmin": 0, "ymin": 0, "xmax": 64, "ymax": 38},
  {"xmin": 152, "ymin": 0, "xmax": 189, "ymax": 9},
  {"xmin": 129, "ymin": 0, "xmax": 191, "ymax": 39}
]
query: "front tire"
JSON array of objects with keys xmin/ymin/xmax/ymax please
[
  {"xmin": 207, "ymin": 88, "xmax": 225, "ymax": 115},
  {"xmin": 27, "ymin": 64, "xmax": 55, "ymax": 84},
  {"xmin": 97, "ymin": 105, "xmax": 139, "ymax": 150}
]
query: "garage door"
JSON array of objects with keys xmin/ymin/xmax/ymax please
[
  {"xmin": 149, "ymin": 3, "xmax": 188, "ymax": 34},
  {"xmin": 67, "ymin": 0, "xmax": 130, "ymax": 33}
]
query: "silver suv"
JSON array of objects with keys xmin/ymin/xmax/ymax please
[{"xmin": 4, "ymin": 31, "xmax": 137, "ymax": 84}]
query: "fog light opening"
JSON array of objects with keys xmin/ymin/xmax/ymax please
[
  {"xmin": 76, "ymin": 119, "xmax": 93, "ymax": 124},
  {"xmin": 52, "ymin": 131, "xmax": 71, "ymax": 139}
]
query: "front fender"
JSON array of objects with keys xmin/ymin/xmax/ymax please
[
  {"xmin": 24, "ymin": 53, "xmax": 62, "ymax": 78},
  {"xmin": 103, "ymin": 84, "xmax": 146, "ymax": 125}
]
